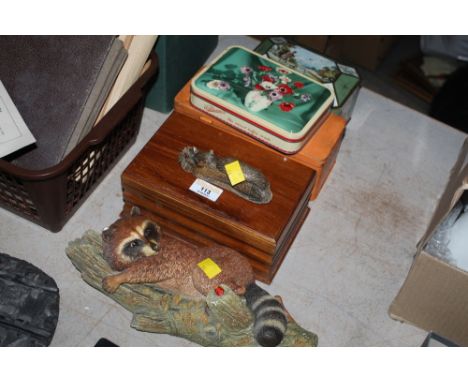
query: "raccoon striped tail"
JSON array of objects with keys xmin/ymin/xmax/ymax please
[{"xmin": 244, "ymin": 283, "xmax": 288, "ymax": 347}]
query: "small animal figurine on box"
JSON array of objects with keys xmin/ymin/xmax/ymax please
[
  {"xmin": 179, "ymin": 146, "xmax": 273, "ymax": 204},
  {"xmin": 190, "ymin": 46, "xmax": 334, "ymax": 154},
  {"xmin": 101, "ymin": 206, "xmax": 287, "ymax": 347}
]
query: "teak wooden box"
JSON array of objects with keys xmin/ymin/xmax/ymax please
[
  {"xmin": 174, "ymin": 79, "xmax": 346, "ymax": 200},
  {"xmin": 121, "ymin": 112, "xmax": 316, "ymax": 283}
]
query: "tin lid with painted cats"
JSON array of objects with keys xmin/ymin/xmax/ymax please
[{"xmin": 191, "ymin": 46, "xmax": 333, "ymax": 141}]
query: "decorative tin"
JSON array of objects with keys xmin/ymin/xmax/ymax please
[
  {"xmin": 190, "ymin": 46, "xmax": 333, "ymax": 154},
  {"xmin": 255, "ymin": 37, "xmax": 361, "ymax": 121}
]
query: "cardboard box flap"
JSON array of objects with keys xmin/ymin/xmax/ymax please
[
  {"xmin": 389, "ymin": 251, "xmax": 468, "ymax": 346},
  {"xmin": 417, "ymin": 136, "xmax": 468, "ymax": 252}
]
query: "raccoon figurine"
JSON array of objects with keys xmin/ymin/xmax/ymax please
[
  {"xmin": 178, "ymin": 146, "xmax": 273, "ymax": 204},
  {"xmin": 101, "ymin": 206, "xmax": 287, "ymax": 347}
]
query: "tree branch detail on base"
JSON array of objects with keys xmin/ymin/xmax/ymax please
[{"xmin": 66, "ymin": 230, "xmax": 318, "ymax": 347}]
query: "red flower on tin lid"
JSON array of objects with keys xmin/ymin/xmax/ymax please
[
  {"xmin": 279, "ymin": 102, "xmax": 295, "ymax": 112},
  {"xmin": 255, "ymin": 84, "xmax": 265, "ymax": 91},
  {"xmin": 277, "ymin": 67, "xmax": 290, "ymax": 74},
  {"xmin": 215, "ymin": 286, "xmax": 225, "ymax": 296},
  {"xmin": 261, "ymin": 75, "xmax": 274, "ymax": 82},
  {"xmin": 258, "ymin": 65, "xmax": 272, "ymax": 72},
  {"xmin": 294, "ymin": 81, "xmax": 304, "ymax": 89},
  {"xmin": 277, "ymin": 84, "xmax": 293, "ymax": 95}
]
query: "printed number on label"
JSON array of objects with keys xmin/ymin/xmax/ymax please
[{"xmin": 189, "ymin": 178, "xmax": 223, "ymax": 202}]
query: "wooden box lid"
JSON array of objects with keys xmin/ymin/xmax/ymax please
[{"xmin": 122, "ymin": 112, "xmax": 315, "ymax": 255}]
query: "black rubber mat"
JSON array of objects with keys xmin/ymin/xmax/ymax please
[
  {"xmin": 95, "ymin": 338, "xmax": 118, "ymax": 347},
  {"xmin": 0, "ymin": 253, "xmax": 59, "ymax": 346}
]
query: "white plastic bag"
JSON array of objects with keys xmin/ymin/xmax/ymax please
[{"xmin": 447, "ymin": 205, "xmax": 468, "ymax": 271}]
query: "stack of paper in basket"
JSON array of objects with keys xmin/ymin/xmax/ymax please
[
  {"xmin": 0, "ymin": 35, "xmax": 157, "ymax": 169},
  {"xmin": 121, "ymin": 43, "xmax": 359, "ymax": 283}
]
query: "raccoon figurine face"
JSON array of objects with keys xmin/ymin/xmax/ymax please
[{"xmin": 102, "ymin": 207, "xmax": 161, "ymax": 271}]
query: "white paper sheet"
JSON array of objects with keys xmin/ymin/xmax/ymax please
[{"xmin": 0, "ymin": 80, "xmax": 36, "ymax": 158}]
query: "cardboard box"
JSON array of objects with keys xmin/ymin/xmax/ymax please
[
  {"xmin": 174, "ymin": 79, "xmax": 346, "ymax": 200},
  {"xmin": 389, "ymin": 137, "xmax": 468, "ymax": 346}
]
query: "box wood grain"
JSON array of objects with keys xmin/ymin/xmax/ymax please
[{"xmin": 122, "ymin": 112, "xmax": 315, "ymax": 283}]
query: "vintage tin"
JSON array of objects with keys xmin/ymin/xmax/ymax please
[
  {"xmin": 255, "ymin": 37, "xmax": 361, "ymax": 121},
  {"xmin": 190, "ymin": 46, "xmax": 333, "ymax": 154}
]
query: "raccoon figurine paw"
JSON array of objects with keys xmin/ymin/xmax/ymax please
[{"xmin": 102, "ymin": 275, "xmax": 121, "ymax": 293}]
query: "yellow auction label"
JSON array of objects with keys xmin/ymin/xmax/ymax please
[
  {"xmin": 225, "ymin": 160, "xmax": 246, "ymax": 186},
  {"xmin": 197, "ymin": 258, "xmax": 222, "ymax": 279}
]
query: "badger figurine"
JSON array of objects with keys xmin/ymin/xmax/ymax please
[{"xmin": 101, "ymin": 207, "xmax": 287, "ymax": 347}]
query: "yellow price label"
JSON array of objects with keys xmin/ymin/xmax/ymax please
[
  {"xmin": 197, "ymin": 258, "xmax": 222, "ymax": 279},
  {"xmin": 224, "ymin": 160, "xmax": 246, "ymax": 186}
]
